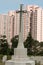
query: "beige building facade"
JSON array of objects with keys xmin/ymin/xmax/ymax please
[
  {"xmin": 0, "ymin": 5, "xmax": 43, "ymax": 44},
  {"xmin": 8, "ymin": 10, "xmax": 30, "ymax": 41},
  {"xmin": 0, "ymin": 14, "xmax": 14, "ymax": 44},
  {"xmin": 26, "ymin": 5, "xmax": 43, "ymax": 42}
]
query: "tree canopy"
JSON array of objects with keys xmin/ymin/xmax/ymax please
[{"xmin": 24, "ymin": 32, "xmax": 43, "ymax": 56}]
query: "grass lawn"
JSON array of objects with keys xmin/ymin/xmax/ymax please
[
  {"xmin": 0, "ymin": 62, "xmax": 5, "ymax": 65},
  {"xmin": 0, "ymin": 55, "xmax": 11, "ymax": 65},
  {"xmin": 0, "ymin": 61, "xmax": 43, "ymax": 65},
  {"xmin": 0, "ymin": 59, "xmax": 5, "ymax": 65},
  {"xmin": 0, "ymin": 54, "xmax": 4, "ymax": 65}
]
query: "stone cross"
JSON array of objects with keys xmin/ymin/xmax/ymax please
[{"xmin": 16, "ymin": 4, "xmax": 27, "ymax": 48}]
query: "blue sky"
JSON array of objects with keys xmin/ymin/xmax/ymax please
[{"xmin": 0, "ymin": 0, "xmax": 43, "ymax": 13}]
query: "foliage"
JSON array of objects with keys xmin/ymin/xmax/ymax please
[
  {"xmin": 11, "ymin": 35, "xmax": 19, "ymax": 48},
  {"xmin": 24, "ymin": 32, "xmax": 43, "ymax": 56},
  {"xmin": 7, "ymin": 55, "xmax": 11, "ymax": 60},
  {"xmin": 0, "ymin": 35, "xmax": 19, "ymax": 55},
  {"xmin": 0, "ymin": 33, "xmax": 43, "ymax": 56},
  {"xmin": 0, "ymin": 35, "xmax": 9, "ymax": 55},
  {"xmin": 0, "ymin": 54, "xmax": 3, "ymax": 60},
  {"xmin": 7, "ymin": 47, "xmax": 14, "ymax": 55}
]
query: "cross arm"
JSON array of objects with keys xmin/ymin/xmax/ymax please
[{"xmin": 16, "ymin": 10, "xmax": 27, "ymax": 13}]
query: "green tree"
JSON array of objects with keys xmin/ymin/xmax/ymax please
[
  {"xmin": 7, "ymin": 47, "xmax": 14, "ymax": 55},
  {"xmin": 0, "ymin": 35, "xmax": 9, "ymax": 55},
  {"xmin": 24, "ymin": 32, "xmax": 41, "ymax": 56},
  {"xmin": 11, "ymin": 35, "xmax": 19, "ymax": 48},
  {"xmin": 24, "ymin": 32, "xmax": 33, "ymax": 55},
  {"xmin": 2, "ymin": 41, "xmax": 8, "ymax": 55},
  {"xmin": 37, "ymin": 42, "xmax": 43, "ymax": 56},
  {"xmin": 24, "ymin": 32, "xmax": 32, "ymax": 48},
  {"xmin": 31, "ymin": 40, "xmax": 40, "ymax": 56}
]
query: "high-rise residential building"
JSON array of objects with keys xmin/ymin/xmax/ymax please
[
  {"xmin": 8, "ymin": 11, "xmax": 20, "ymax": 37},
  {"xmin": 8, "ymin": 5, "xmax": 43, "ymax": 42},
  {"xmin": 0, "ymin": 14, "xmax": 15, "ymax": 44},
  {"xmin": 8, "ymin": 10, "xmax": 30, "ymax": 41},
  {"xmin": 0, "ymin": 5, "xmax": 43, "ymax": 44},
  {"xmin": 26, "ymin": 5, "xmax": 43, "ymax": 42}
]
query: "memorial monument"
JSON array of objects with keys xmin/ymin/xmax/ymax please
[{"xmin": 5, "ymin": 4, "xmax": 35, "ymax": 65}]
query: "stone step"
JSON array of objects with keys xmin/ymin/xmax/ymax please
[{"xmin": 14, "ymin": 48, "xmax": 27, "ymax": 57}]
